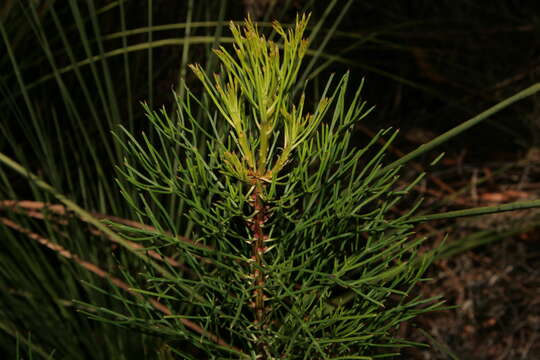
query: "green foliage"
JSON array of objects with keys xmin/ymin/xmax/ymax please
[
  {"xmin": 108, "ymin": 15, "xmax": 441, "ymax": 359},
  {"xmin": 1, "ymin": 2, "xmax": 539, "ymax": 359}
]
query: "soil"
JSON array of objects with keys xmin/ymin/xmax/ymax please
[
  {"xmin": 397, "ymin": 149, "xmax": 540, "ymax": 359},
  {"xmin": 403, "ymin": 230, "xmax": 540, "ymax": 360}
]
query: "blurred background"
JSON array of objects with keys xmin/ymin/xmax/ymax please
[{"xmin": 1, "ymin": 1, "xmax": 539, "ymax": 358}]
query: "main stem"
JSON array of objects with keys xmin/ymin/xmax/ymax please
[{"xmin": 248, "ymin": 179, "xmax": 270, "ymax": 358}]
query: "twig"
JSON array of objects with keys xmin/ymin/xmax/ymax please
[
  {"xmin": 0, "ymin": 199, "xmax": 207, "ymax": 248},
  {"xmin": 0, "ymin": 200, "xmax": 212, "ymax": 271}
]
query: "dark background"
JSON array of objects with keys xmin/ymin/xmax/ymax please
[{"xmin": 1, "ymin": 0, "xmax": 539, "ymax": 358}]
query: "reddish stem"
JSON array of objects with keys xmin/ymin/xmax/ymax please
[{"xmin": 248, "ymin": 182, "xmax": 270, "ymax": 358}]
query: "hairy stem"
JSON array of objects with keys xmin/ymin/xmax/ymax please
[{"xmin": 248, "ymin": 178, "xmax": 270, "ymax": 357}]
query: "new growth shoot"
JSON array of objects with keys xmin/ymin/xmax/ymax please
[{"xmin": 190, "ymin": 14, "xmax": 330, "ymax": 183}]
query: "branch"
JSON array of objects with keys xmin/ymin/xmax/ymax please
[{"xmin": 0, "ymin": 200, "xmax": 203, "ymax": 246}]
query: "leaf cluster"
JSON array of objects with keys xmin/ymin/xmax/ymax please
[{"xmin": 108, "ymin": 16, "xmax": 440, "ymax": 359}]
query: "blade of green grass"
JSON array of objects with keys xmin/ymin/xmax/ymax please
[
  {"xmin": 382, "ymin": 83, "xmax": 540, "ymax": 171},
  {"xmin": 408, "ymin": 198, "xmax": 540, "ymax": 223}
]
